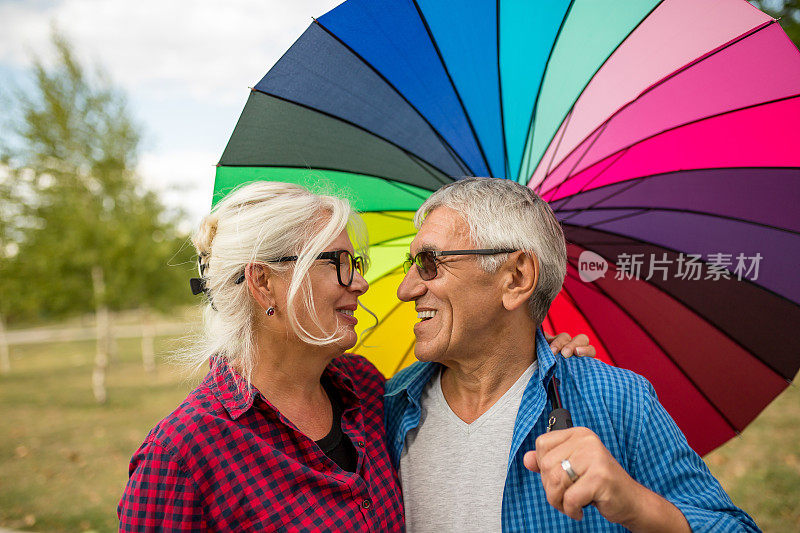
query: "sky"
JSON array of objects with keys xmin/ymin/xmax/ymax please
[{"xmin": 0, "ymin": 0, "xmax": 343, "ymax": 224}]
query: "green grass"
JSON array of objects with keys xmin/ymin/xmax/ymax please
[
  {"xmin": 705, "ymin": 378, "xmax": 800, "ymax": 532},
  {"xmin": 0, "ymin": 338, "xmax": 798, "ymax": 531},
  {"xmin": 0, "ymin": 337, "xmax": 202, "ymax": 532}
]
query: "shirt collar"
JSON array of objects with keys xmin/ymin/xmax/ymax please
[
  {"xmin": 384, "ymin": 359, "xmax": 439, "ymax": 405},
  {"xmin": 324, "ymin": 355, "xmax": 361, "ymax": 409},
  {"xmin": 209, "ymin": 357, "xmax": 256, "ymax": 420},
  {"xmin": 209, "ymin": 355, "xmax": 362, "ymax": 420},
  {"xmin": 505, "ymin": 328, "xmax": 562, "ymax": 463},
  {"xmin": 532, "ymin": 327, "xmax": 558, "ymax": 385},
  {"xmin": 386, "ymin": 327, "xmax": 557, "ymax": 404}
]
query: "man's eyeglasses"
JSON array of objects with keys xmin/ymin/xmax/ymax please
[
  {"xmin": 234, "ymin": 250, "xmax": 367, "ymax": 287},
  {"xmin": 403, "ymin": 249, "xmax": 516, "ymax": 281}
]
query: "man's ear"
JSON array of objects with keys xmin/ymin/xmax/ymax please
[
  {"xmin": 245, "ymin": 263, "xmax": 275, "ymax": 312},
  {"xmin": 501, "ymin": 251, "xmax": 539, "ymax": 312}
]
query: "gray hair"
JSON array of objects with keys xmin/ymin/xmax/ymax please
[
  {"xmin": 182, "ymin": 181, "xmax": 367, "ymax": 383},
  {"xmin": 414, "ymin": 178, "xmax": 566, "ymax": 325}
]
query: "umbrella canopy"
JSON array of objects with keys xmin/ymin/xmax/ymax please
[{"xmin": 215, "ymin": 0, "xmax": 800, "ymax": 455}]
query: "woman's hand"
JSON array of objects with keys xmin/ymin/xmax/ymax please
[{"xmin": 545, "ymin": 332, "xmax": 595, "ymax": 358}]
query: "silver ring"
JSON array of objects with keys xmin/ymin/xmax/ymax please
[{"xmin": 561, "ymin": 459, "xmax": 579, "ymax": 483}]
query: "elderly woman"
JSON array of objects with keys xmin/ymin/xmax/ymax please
[{"xmin": 118, "ymin": 181, "xmax": 590, "ymax": 531}]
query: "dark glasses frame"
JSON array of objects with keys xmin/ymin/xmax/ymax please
[
  {"xmin": 234, "ymin": 250, "xmax": 366, "ymax": 287},
  {"xmin": 403, "ymin": 248, "xmax": 517, "ymax": 281}
]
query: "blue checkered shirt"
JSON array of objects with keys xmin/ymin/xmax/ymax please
[{"xmin": 384, "ymin": 328, "xmax": 758, "ymax": 532}]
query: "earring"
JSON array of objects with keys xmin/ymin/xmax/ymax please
[{"xmin": 266, "ymin": 307, "xmax": 275, "ymax": 316}]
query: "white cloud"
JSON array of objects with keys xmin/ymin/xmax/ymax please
[
  {"xmin": 0, "ymin": 0, "xmax": 343, "ymax": 104},
  {"xmin": 137, "ymin": 149, "xmax": 218, "ymax": 224},
  {"xmin": 1, "ymin": 0, "xmax": 343, "ymax": 216}
]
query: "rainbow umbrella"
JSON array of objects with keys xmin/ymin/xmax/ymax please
[{"xmin": 215, "ymin": 0, "xmax": 800, "ymax": 455}]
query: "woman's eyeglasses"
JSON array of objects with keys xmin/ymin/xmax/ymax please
[
  {"xmin": 234, "ymin": 250, "xmax": 367, "ymax": 287},
  {"xmin": 403, "ymin": 249, "xmax": 516, "ymax": 281}
]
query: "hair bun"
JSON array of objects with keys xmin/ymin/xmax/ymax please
[{"xmin": 193, "ymin": 213, "xmax": 219, "ymax": 257}]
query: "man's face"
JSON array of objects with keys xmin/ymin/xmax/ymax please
[{"xmin": 397, "ymin": 207, "xmax": 505, "ymax": 363}]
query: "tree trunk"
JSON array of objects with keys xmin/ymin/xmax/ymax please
[
  {"xmin": 91, "ymin": 266, "xmax": 109, "ymax": 404},
  {"xmin": 141, "ymin": 308, "xmax": 156, "ymax": 374},
  {"xmin": 0, "ymin": 314, "xmax": 9, "ymax": 375}
]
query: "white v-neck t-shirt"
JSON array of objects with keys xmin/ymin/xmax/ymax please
[{"xmin": 399, "ymin": 362, "xmax": 537, "ymax": 533}]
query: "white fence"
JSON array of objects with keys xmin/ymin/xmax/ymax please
[{"xmin": 3, "ymin": 322, "xmax": 190, "ymax": 345}]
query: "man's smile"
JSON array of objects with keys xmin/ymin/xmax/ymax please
[{"xmin": 417, "ymin": 310, "xmax": 436, "ymax": 321}]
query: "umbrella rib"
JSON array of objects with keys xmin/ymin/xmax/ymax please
[
  {"xmin": 524, "ymin": 0, "xmax": 666, "ymax": 184},
  {"xmin": 545, "ymin": 21, "xmax": 780, "ymax": 192},
  {"xmin": 355, "ymin": 296, "xmax": 408, "ymax": 349},
  {"xmin": 556, "ymin": 286, "xmax": 616, "ymax": 369},
  {"xmin": 563, "ymin": 207, "xmax": 649, "ymax": 228},
  {"xmin": 369, "ymin": 231, "xmax": 418, "ymax": 248},
  {"xmin": 376, "ymin": 178, "xmax": 436, "ymax": 202},
  {"xmin": 564, "ymin": 220, "xmax": 800, "ymax": 314},
  {"xmin": 636, "ymin": 20, "xmax": 776, "ymax": 100},
  {"xmin": 392, "ymin": 338, "xmax": 418, "ymax": 377},
  {"xmin": 549, "ymin": 173, "xmax": 648, "ymax": 214},
  {"xmin": 217, "ymin": 163, "xmax": 440, "ymax": 200},
  {"xmin": 407, "ymin": 153, "xmax": 453, "ymax": 186},
  {"xmin": 516, "ymin": 0, "xmax": 575, "ymax": 183},
  {"xmin": 532, "ymin": 15, "xmax": 776, "ymax": 188},
  {"xmin": 563, "ymin": 223, "xmax": 800, "ymax": 381},
  {"xmin": 562, "ymin": 260, "xmax": 741, "ymax": 435},
  {"xmin": 411, "ymin": 0, "xmax": 494, "ymax": 177},
  {"xmin": 557, "ymin": 205, "xmax": 800, "ymax": 237},
  {"xmin": 542, "ymin": 314, "xmax": 554, "ymax": 335},
  {"xmin": 313, "ymin": 20, "xmax": 475, "ymax": 176},
  {"xmin": 251, "ymin": 88, "xmax": 456, "ymax": 182},
  {"xmin": 545, "ymin": 120, "xmax": 615, "ymax": 201},
  {"xmin": 543, "ymin": 92, "xmax": 800, "ymax": 200},
  {"xmin": 549, "ymin": 166, "xmax": 800, "ymax": 217},
  {"xmin": 546, "ymin": 289, "xmax": 618, "ymax": 368},
  {"xmin": 495, "ymin": 0, "xmax": 510, "ymax": 178},
  {"xmin": 537, "ymin": 109, "xmax": 577, "ymax": 192}
]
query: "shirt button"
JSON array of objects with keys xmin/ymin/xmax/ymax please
[
  {"xmin": 361, "ymin": 498, "xmax": 372, "ymax": 510},
  {"xmin": 357, "ymin": 441, "xmax": 365, "ymax": 448}
]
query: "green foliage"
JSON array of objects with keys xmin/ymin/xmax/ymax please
[
  {"xmin": 751, "ymin": 0, "xmax": 800, "ymax": 48},
  {"xmin": 0, "ymin": 33, "xmax": 195, "ymax": 325}
]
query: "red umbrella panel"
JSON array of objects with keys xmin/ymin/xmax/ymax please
[{"xmin": 546, "ymin": 232, "xmax": 796, "ymax": 456}]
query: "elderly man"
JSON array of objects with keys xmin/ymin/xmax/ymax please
[{"xmin": 385, "ymin": 178, "xmax": 757, "ymax": 532}]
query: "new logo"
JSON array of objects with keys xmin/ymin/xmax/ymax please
[{"xmin": 578, "ymin": 251, "xmax": 608, "ymax": 283}]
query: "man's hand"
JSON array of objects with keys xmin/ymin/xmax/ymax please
[
  {"xmin": 545, "ymin": 332, "xmax": 595, "ymax": 358},
  {"xmin": 523, "ymin": 428, "xmax": 690, "ymax": 532}
]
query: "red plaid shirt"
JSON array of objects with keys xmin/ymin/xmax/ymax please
[{"xmin": 118, "ymin": 354, "xmax": 403, "ymax": 532}]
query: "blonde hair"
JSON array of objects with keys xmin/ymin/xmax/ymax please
[{"xmin": 183, "ymin": 181, "xmax": 368, "ymax": 383}]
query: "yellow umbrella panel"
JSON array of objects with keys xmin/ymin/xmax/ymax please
[{"xmin": 213, "ymin": 166, "xmax": 435, "ymax": 377}]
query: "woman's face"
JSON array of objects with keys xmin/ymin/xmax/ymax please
[{"xmin": 277, "ymin": 229, "xmax": 369, "ymax": 353}]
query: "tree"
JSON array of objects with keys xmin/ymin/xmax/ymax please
[
  {"xmin": 1, "ymin": 33, "xmax": 195, "ymax": 398},
  {"xmin": 751, "ymin": 0, "xmax": 800, "ymax": 48},
  {"xmin": 0, "ymin": 159, "xmax": 17, "ymax": 374}
]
